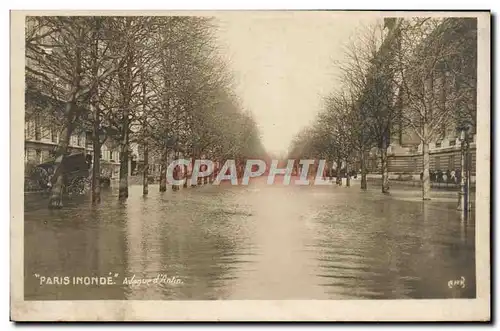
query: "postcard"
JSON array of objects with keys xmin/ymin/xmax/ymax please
[{"xmin": 11, "ymin": 10, "xmax": 490, "ymax": 321}]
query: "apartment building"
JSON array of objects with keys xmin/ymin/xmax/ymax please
[{"xmin": 381, "ymin": 17, "xmax": 477, "ymax": 177}]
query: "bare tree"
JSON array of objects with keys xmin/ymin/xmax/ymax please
[
  {"xmin": 26, "ymin": 16, "xmax": 122, "ymax": 208},
  {"xmin": 26, "ymin": 15, "xmax": 267, "ymax": 205},
  {"xmin": 338, "ymin": 20, "xmax": 402, "ymax": 193},
  {"xmin": 395, "ymin": 18, "xmax": 476, "ymax": 200}
]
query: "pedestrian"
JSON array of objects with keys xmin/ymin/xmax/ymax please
[
  {"xmin": 450, "ymin": 169, "xmax": 456, "ymax": 184},
  {"xmin": 446, "ymin": 169, "xmax": 451, "ymax": 183},
  {"xmin": 437, "ymin": 169, "xmax": 443, "ymax": 183}
]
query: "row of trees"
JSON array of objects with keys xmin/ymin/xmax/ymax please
[
  {"xmin": 26, "ymin": 16, "xmax": 266, "ymax": 208},
  {"xmin": 288, "ymin": 17, "xmax": 477, "ymax": 199}
]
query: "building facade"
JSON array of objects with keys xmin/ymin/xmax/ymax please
[
  {"xmin": 24, "ymin": 115, "xmax": 123, "ymax": 179},
  {"xmin": 378, "ymin": 17, "xmax": 477, "ymax": 178}
]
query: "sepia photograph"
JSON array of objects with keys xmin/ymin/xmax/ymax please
[{"xmin": 10, "ymin": 10, "xmax": 490, "ymax": 321}]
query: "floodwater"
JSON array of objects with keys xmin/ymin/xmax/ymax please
[{"xmin": 24, "ymin": 177, "xmax": 476, "ymax": 300}]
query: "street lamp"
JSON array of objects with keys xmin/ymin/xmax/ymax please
[{"xmin": 456, "ymin": 124, "xmax": 470, "ymax": 217}]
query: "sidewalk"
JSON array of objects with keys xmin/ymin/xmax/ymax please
[{"xmin": 365, "ymin": 174, "xmax": 475, "ymax": 191}]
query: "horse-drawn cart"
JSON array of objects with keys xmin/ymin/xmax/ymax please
[
  {"xmin": 30, "ymin": 152, "xmax": 91, "ymax": 196},
  {"xmin": 29, "ymin": 151, "xmax": 117, "ymax": 196}
]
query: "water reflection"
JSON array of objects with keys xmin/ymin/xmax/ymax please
[
  {"xmin": 24, "ymin": 180, "xmax": 475, "ymax": 300},
  {"xmin": 313, "ymin": 187, "xmax": 475, "ymax": 299},
  {"xmin": 122, "ymin": 188, "xmax": 255, "ymax": 299},
  {"xmin": 24, "ymin": 195, "xmax": 128, "ymax": 300}
]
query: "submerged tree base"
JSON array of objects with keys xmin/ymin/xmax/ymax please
[
  {"xmin": 91, "ymin": 194, "xmax": 101, "ymax": 204},
  {"xmin": 118, "ymin": 189, "xmax": 128, "ymax": 199},
  {"xmin": 48, "ymin": 200, "xmax": 64, "ymax": 209}
]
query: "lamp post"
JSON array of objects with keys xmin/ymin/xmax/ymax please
[
  {"xmin": 456, "ymin": 125, "xmax": 469, "ymax": 216},
  {"xmin": 466, "ymin": 130, "xmax": 472, "ymax": 212}
]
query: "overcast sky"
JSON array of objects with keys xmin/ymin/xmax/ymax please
[{"xmin": 216, "ymin": 12, "xmax": 380, "ymax": 156}]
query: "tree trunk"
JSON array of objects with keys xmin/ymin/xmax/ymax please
[
  {"xmin": 119, "ymin": 142, "xmax": 129, "ymax": 199},
  {"xmin": 345, "ymin": 161, "xmax": 350, "ymax": 187},
  {"xmin": 90, "ymin": 28, "xmax": 101, "ymax": 204},
  {"xmin": 197, "ymin": 165, "xmax": 202, "ymax": 185},
  {"xmin": 210, "ymin": 162, "xmax": 216, "ymax": 183},
  {"xmin": 172, "ymin": 166, "xmax": 180, "ymax": 191},
  {"xmin": 159, "ymin": 163, "xmax": 167, "ymax": 192},
  {"xmin": 183, "ymin": 164, "xmax": 188, "ymax": 188},
  {"xmin": 360, "ymin": 150, "xmax": 367, "ymax": 190},
  {"xmin": 91, "ymin": 127, "xmax": 101, "ymax": 204},
  {"xmin": 188, "ymin": 158, "xmax": 196, "ymax": 187},
  {"xmin": 197, "ymin": 159, "xmax": 203, "ymax": 186},
  {"xmin": 422, "ymin": 139, "xmax": 431, "ymax": 200},
  {"xmin": 48, "ymin": 103, "xmax": 75, "ymax": 209},
  {"xmin": 159, "ymin": 150, "xmax": 167, "ymax": 192},
  {"xmin": 336, "ymin": 156, "xmax": 342, "ymax": 186},
  {"xmin": 47, "ymin": 31, "xmax": 86, "ymax": 208},
  {"xmin": 142, "ymin": 142, "xmax": 149, "ymax": 196},
  {"xmin": 380, "ymin": 140, "xmax": 390, "ymax": 193},
  {"xmin": 48, "ymin": 172, "xmax": 65, "ymax": 209},
  {"xmin": 118, "ymin": 105, "xmax": 130, "ymax": 199},
  {"xmin": 172, "ymin": 151, "xmax": 180, "ymax": 191}
]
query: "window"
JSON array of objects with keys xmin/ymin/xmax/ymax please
[
  {"xmin": 25, "ymin": 121, "xmax": 32, "ymax": 140},
  {"xmin": 446, "ymin": 127, "xmax": 456, "ymax": 138},
  {"xmin": 86, "ymin": 132, "xmax": 93, "ymax": 145},
  {"xmin": 449, "ymin": 139, "xmax": 456, "ymax": 146},
  {"xmin": 42, "ymin": 150, "xmax": 50, "ymax": 162},
  {"xmin": 51, "ymin": 126, "xmax": 58, "ymax": 143},
  {"xmin": 448, "ymin": 155, "xmax": 455, "ymax": 170},
  {"xmin": 435, "ymin": 156, "xmax": 441, "ymax": 170},
  {"xmin": 77, "ymin": 133, "xmax": 82, "ymax": 147},
  {"xmin": 435, "ymin": 141, "xmax": 441, "ymax": 148},
  {"xmin": 26, "ymin": 149, "xmax": 36, "ymax": 163},
  {"xmin": 41, "ymin": 126, "xmax": 50, "ymax": 141},
  {"xmin": 34, "ymin": 117, "xmax": 41, "ymax": 141},
  {"xmin": 439, "ymin": 124, "xmax": 446, "ymax": 140},
  {"xmin": 110, "ymin": 151, "xmax": 114, "ymax": 161},
  {"xmin": 35, "ymin": 149, "xmax": 42, "ymax": 164}
]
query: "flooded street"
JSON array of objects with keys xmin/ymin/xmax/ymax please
[{"xmin": 24, "ymin": 178, "xmax": 476, "ymax": 300}]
